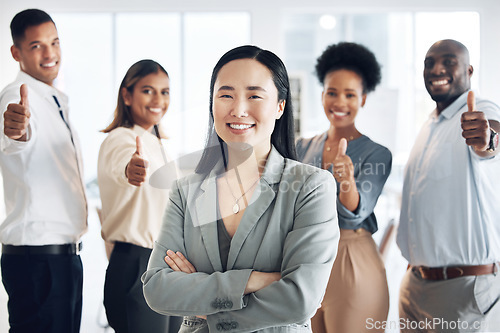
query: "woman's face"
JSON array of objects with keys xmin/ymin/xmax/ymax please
[
  {"xmin": 322, "ymin": 69, "xmax": 366, "ymax": 129},
  {"xmin": 123, "ymin": 71, "xmax": 170, "ymax": 131},
  {"xmin": 212, "ymin": 58, "xmax": 284, "ymax": 157}
]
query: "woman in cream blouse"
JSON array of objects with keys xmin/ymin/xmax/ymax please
[{"xmin": 98, "ymin": 59, "xmax": 180, "ymax": 333}]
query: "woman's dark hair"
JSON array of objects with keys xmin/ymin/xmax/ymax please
[
  {"xmin": 102, "ymin": 59, "xmax": 169, "ymax": 133},
  {"xmin": 11, "ymin": 9, "xmax": 55, "ymax": 47},
  {"xmin": 195, "ymin": 45, "xmax": 297, "ymax": 174},
  {"xmin": 315, "ymin": 42, "xmax": 381, "ymax": 93}
]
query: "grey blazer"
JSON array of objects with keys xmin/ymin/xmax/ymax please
[{"xmin": 142, "ymin": 147, "xmax": 340, "ymax": 332}]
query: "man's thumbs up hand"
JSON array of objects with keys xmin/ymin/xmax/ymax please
[
  {"xmin": 3, "ymin": 84, "xmax": 31, "ymax": 141},
  {"xmin": 461, "ymin": 91, "xmax": 490, "ymax": 152}
]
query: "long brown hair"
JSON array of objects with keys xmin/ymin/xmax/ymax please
[{"xmin": 102, "ymin": 59, "xmax": 169, "ymax": 133}]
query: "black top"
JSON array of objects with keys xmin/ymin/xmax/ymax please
[{"xmin": 216, "ymin": 204, "xmax": 232, "ymax": 271}]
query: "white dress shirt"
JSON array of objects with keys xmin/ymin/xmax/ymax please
[
  {"xmin": 397, "ymin": 91, "xmax": 500, "ymax": 267},
  {"xmin": 0, "ymin": 71, "xmax": 87, "ymax": 246}
]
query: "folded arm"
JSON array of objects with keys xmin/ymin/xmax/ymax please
[{"xmin": 142, "ymin": 170, "xmax": 339, "ymax": 331}]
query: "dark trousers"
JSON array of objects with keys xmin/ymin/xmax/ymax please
[
  {"xmin": 1, "ymin": 252, "xmax": 83, "ymax": 333},
  {"xmin": 104, "ymin": 242, "xmax": 182, "ymax": 333}
]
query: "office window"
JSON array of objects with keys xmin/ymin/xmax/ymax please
[
  {"xmin": 284, "ymin": 11, "xmax": 479, "ymax": 158},
  {"xmin": 114, "ymin": 13, "xmax": 183, "ymax": 160},
  {"xmin": 413, "ymin": 12, "xmax": 480, "ymax": 129},
  {"xmin": 182, "ymin": 13, "xmax": 251, "ymax": 156},
  {"xmin": 52, "ymin": 12, "xmax": 250, "ymax": 182},
  {"xmin": 52, "ymin": 13, "xmax": 115, "ymax": 185}
]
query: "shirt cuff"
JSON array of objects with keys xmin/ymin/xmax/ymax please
[
  {"xmin": 469, "ymin": 146, "xmax": 497, "ymax": 161},
  {"xmin": 336, "ymin": 196, "xmax": 367, "ymax": 228},
  {"xmin": 0, "ymin": 125, "xmax": 33, "ymax": 154}
]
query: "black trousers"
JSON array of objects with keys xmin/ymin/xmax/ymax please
[
  {"xmin": 1, "ymin": 252, "xmax": 83, "ymax": 333},
  {"xmin": 104, "ymin": 242, "xmax": 182, "ymax": 333}
]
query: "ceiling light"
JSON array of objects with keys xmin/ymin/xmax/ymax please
[{"xmin": 319, "ymin": 15, "xmax": 337, "ymax": 30}]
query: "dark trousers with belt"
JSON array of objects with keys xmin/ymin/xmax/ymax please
[
  {"xmin": 1, "ymin": 245, "xmax": 83, "ymax": 333},
  {"xmin": 104, "ymin": 241, "xmax": 182, "ymax": 333}
]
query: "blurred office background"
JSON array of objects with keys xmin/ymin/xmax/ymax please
[{"xmin": 0, "ymin": 0, "xmax": 499, "ymax": 332}]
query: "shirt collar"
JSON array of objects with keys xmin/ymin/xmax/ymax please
[
  {"xmin": 16, "ymin": 71, "xmax": 68, "ymax": 105},
  {"xmin": 260, "ymin": 145, "xmax": 285, "ymax": 185},
  {"xmin": 433, "ymin": 90, "xmax": 469, "ymax": 121}
]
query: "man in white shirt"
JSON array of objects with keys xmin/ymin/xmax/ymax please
[
  {"xmin": 397, "ymin": 39, "xmax": 500, "ymax": 332},
  {"xmin": 0, "ymin": 9, "xmax": 87, "ymax": 333}
]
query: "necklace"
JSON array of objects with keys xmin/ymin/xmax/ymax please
[
  {"xmin": 224, "ymin": 175, "xmax": 260, "ymax": 214},
  {"xmin": 325, "ymin": 135, "xmax": 355, "ymax": 152}
]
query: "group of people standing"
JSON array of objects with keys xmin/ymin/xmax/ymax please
[{"xmin": 0, "ymin": 7, "xmax": 499, "ymax": 333}]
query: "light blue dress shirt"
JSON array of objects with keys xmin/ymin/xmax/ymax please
[{"xmin": 397, "ymin": 91, "xmax": 500, "ymax": 267}]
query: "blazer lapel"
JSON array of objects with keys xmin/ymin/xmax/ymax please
[
  {"xmin": 194, "ymin": 169, "xmax": 224, "ymax": 272},
  {"xmin": 226, "ymin": 147, "xmax": 285, "ymax": 270}
]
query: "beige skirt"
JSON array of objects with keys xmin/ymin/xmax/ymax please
[{"xmin": 311, "ymin": 228, "xmax": 389, "ymax": 333}]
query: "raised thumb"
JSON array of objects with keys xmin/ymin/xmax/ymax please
[
  {"xmin": 135, "ymin": 136, "xmax": 144, "ymax": 156},
  {"xmin": 336, "ymin": 138, "xmax": 347, "ymax": 158},
  {"xmin": 20, "ymin": 84, "xmax": 29, "ymax": 109},
  {"xmin": 467, "ymin": 90, "xmax": 476, "ymax": 112}
]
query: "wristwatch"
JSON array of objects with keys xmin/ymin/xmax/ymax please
[{"xmin": 486, "ymin": 127, "xmax": 499, "ymax": 153}]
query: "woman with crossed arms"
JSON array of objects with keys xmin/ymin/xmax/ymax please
[{"xmin": 142, "ymin": 45, "xmax": 339, "ymax": 332}]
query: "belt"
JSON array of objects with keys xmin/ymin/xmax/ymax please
[
  {"xmin": 412, "ymin": 263, "xmax": 498, "ymax": 281},
  {"xmin": 112, "ymin": 241, "xmax": 152, "ymax": 255},
  {"xmin": 2, "ymin": 242, "xmax": 82, "ymax": 255}
]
